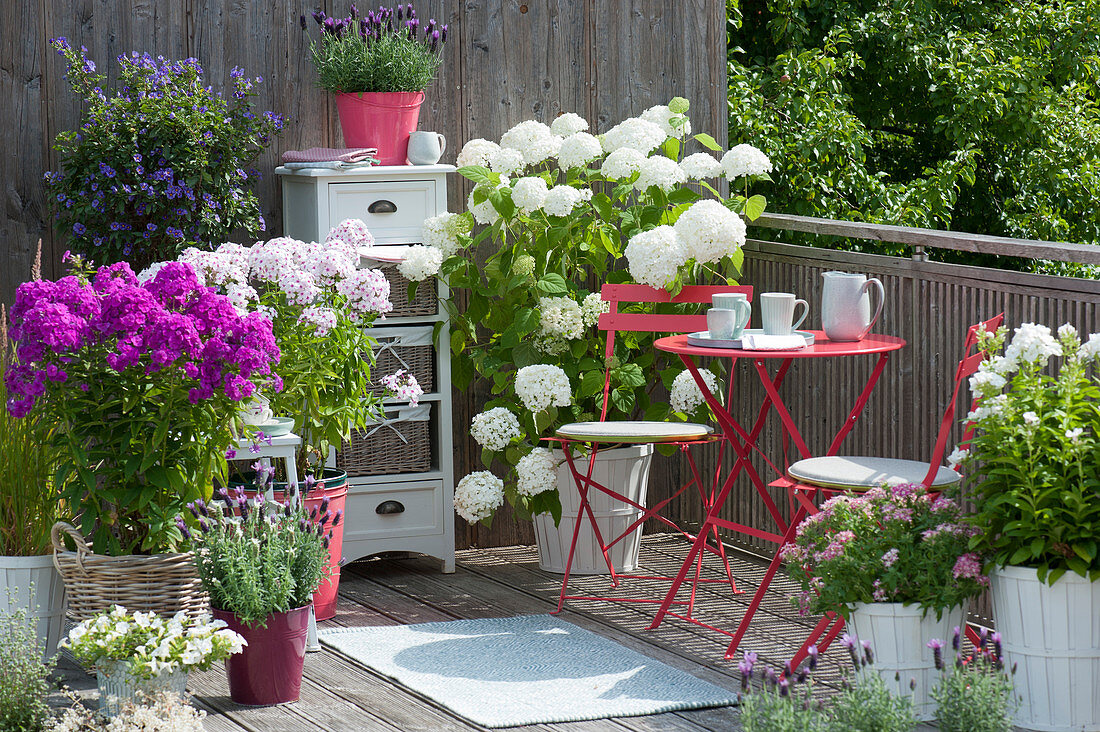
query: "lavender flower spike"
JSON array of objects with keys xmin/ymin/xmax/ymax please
[
  {"xmin": 927, "ymin": 638, "xmax": 945, "ymax": 670},
  {"xmin": 807, "ymin": 644, "xmax": 819, "ymax": 671},
  {"xmin": 951, "ymin": 626, "xmax": 961, "ymax": 651}
]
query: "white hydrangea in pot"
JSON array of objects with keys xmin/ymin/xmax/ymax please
[{"xmin": 410, "ymin": 98, "xmax": 771, "ymax": 528}]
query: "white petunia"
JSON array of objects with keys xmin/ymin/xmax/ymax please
[
  {"xmin": 680, "ymin": 152, "xmax": 722, "ymax": 180},
  {"xmin": 512, "ymin": 177, "xmax": 550, "ymax": 214},
  {"xmin": 634, "ymin": 155, "xmax": 687, "ymax": 191},
  {"xmin": 456, "ymin": 138, "xmax": 500, "ymax": 168},
  {"xmin": 600, "ymin": 117, "xmax": 667, "ymax": 154},
  {"xmin": 542, "ymin": 185, "xmax": 589, "ymax": 217},
  {"xmin": 557, "ymin": 132, "xmax": 604, "ymax": 170},
  {"xmin": 550, "ymin": 112, "xmax": 589, "ymax": 137},
  {"xmin": 421, "ymin": 212, "xmax": 470, "ymax": 257},
  {"xmin": 454, "ymin": 471, "xmax": 505, "ymax": 523},
  {"xmin": 721, "ymin": 144, "xmax": 773, "ymax": 179},
  {"xmin": 670, "ymin": 368, "xmax": 718, "ymax": 414},
  {"xmin": 489, "ymin": 147, "xmax": 527, "ymax": 176},
  {"xmin": 396, "ymin": 245, "xmax": 443, "ymax": 282},
  {"xmin": 516, "ymin": 447, "xmax": 559, "ymax": 497},
  {"xmin": 470, "ymin": 407, "xmax": 523, "ymax": 451},
  {"xmin": 499, "ymin": 120, "xmax": 562, "ymax": 166},
  {"xmin": 624, "ymin": 226, "xmax": 688, "ymax": 289},
  {"xmin": 672, "ymin": 199, "xmax": 746, "ymax": 264},
  {"xmin": 600, "ymin": 148, "xmax": 647, "ymax": 180},
  {"xmin": 640, "ymin": 104, "xmax": 691, "ymax": 138},
  {"xmin": 514, "ymin": 364, "xmax": 571, "ymax": 413}
]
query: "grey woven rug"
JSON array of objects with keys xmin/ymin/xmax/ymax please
[{"xmin": 319, "ymin": 614, "xmax": 737, "ymax": 727}]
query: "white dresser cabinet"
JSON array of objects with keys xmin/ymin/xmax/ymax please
[{"xmin": 276, "ymin": 165, "xmax": 456, "ymax": 572}]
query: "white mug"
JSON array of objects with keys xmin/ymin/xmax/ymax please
[
  {"xmin": 407, "ymin": 131, "xmax": 447, "ymax": 165},
  {"xmin": 707, "ymin": 302, "xmax": 751, "ymax": 340},
  {"xmin": 759, "ymin": 292, "xmax": 809, "ymax": 335}
]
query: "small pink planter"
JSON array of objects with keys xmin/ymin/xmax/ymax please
[
  {"xmin": 213, "ymin": 604, "xmax": 310, "ymax": 706},
  {"xmin": 335, "ymin": 91, "xmax": 425, "ymax": 165}
]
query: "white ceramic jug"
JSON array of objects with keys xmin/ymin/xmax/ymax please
[{"xmin": 821, "ymin": 271, "xmax": 885, "ymax": 341}]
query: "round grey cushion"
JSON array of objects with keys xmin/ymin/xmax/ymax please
[
  {"xmin": 787, "ymin": 455, "xmax": 961, "ymax": 490},
  {"xmin": 556, "ymin": 421, "xmax": 713, "ymax": 444}
]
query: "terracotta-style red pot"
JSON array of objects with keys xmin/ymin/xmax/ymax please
[
  {"xmin": 213, "ymin": 604, "xmax": 310, "ymax": 705},
  {"xmin": 334, "ymin": 91, "xmax": 425, "ymax": 165}
]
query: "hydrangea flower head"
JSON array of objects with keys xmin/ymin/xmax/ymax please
[
  {"xmin": 600, "ymin": 148, "xmax": 647, "ymax": 180},
  {"xmin": 673, "ymin": 199, "xmax": 746, "ymax": 264},
  {"xmin": 640, "ymin": 104, "xmax": 691, "ymax": 138},
  {"xmin": 679, "ymin": 152, "xmax": 722, "ymax": 180},
  {"xmin": 635, "ymin": 155, "xmax": 687, "ymax": 192},
  {"xmin": 470, "ymin": 407, "xmax": 523, "ymax": 451},
  {"xmin": 512, "ymin": 177, "xmax": 550, "ymax": 214},
  {"xmin": 514, "ymin": 364, "xmax": 571, "ymax": 413},
  {"xmin": 499, "ymin": 120, "xmax": 562, "ymax": 166},
  {"xmin": 516, "ymin": 447, "xmax": 559, "ymax": 497},
  {"xmin": 721, "ymin": 144, "xmax": 773, "ymax": 179},
  {"xmin": 600, "ymin": 117, "xmax": 666, "ymax": 154},
  {"xmin": 454, "ymin": 471, "xmax": 505, "ymax": 523},
  {"xmin": 557, "ymin": 132, "xmax": 604, "ymax": 170},
  {"xmin": 670, "ymin": 368, "xmax": 718, "ymax": 414},
  {"xmin": 456, "ymin": 138, "xmax": 500, "ymax": 168},
  {"xmin": 624, "ymin": 226, "xmax": 687, "ymax": 289},
  {"xmin": 397, "ymin": 245, "xmax": 444, "ymax": 282},
  {"xmin": 549, "ymin": 112, "xmax": 589, "ymax": 137}
]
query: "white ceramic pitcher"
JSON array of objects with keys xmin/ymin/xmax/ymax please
[{"xmin": 821, "ymin": 271, "xmax": 885, "ymax": 341}]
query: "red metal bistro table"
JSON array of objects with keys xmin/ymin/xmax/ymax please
[{"xmin": 648, "ymin": 331, "xmax": 906, "ymax": 658}]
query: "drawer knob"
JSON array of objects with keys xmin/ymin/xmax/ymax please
[
  {"xmin": 376, "ymin": 500, "xmax": 405, "ymax": 515},
  {"xmin": 368, "ymin": 199, "xmax": 398, "ymax": 214}
]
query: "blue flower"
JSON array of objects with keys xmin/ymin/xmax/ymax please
[{"xmin": 72, "ymin": 223, "xmax": 86, "ymax": 235}]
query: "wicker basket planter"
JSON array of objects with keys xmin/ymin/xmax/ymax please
[
  {"xmin": 51, "ymin": 522, "xmax": 207, "ymax": 622},
  {"xmin": 337, "ymin": 404, "xmax": 432, "ymax": 477},
  {"xmin": 368, "ymin": 326, "xmax": 435, "ymax": 396},
  {"xmin": 379, "ymin": 264, "xmax": 437, "ymax": 317}
]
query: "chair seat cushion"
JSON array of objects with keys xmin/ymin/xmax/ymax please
[
  {"xmin": 556, "ymin": 421, "xmax": 713, "ymax": 444},
  {"xmin": 787, "ymin": 456, "xmax": 961, "ymax": 490}
]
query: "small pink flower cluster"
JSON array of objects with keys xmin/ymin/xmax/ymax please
[
  {"xmin": 380, "ymin": 369, "xmax": 424, "ymax": 405},
  {"xmin": 952, "ymin": 552, "xmax": 988, "ymax": 585}
]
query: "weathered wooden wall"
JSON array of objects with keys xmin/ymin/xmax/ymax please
[{"xmin": 0, "ymin": 0, "xmax": 728, "ymax": 548}]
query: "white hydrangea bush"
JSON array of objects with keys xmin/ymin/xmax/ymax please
[
  {"xmin": 669, "ymin": 369, "xmax": 719, "ymax": 414},
  {"xmin": 436, "ymin": 98, "xmax": 771, "ymax": 525}
]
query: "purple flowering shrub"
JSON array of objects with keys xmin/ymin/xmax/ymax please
[
  {"xmin": 45, "ymin": 38, "xmax": 284, "ymax": 269},
  {"xmin": 4, "ymin": 257, "xmax": 280, "ymax": 555},
  {"xmin": 779, "ymin": 483, "xmax": 989, "ymax": 618}
]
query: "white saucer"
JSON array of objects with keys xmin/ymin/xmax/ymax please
[{"xmin": 687, "ymin": 329, "xmax": 815, "ymax": 349}]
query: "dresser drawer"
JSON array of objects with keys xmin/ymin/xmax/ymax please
[
  {"xmin": 345, "ymin": 479, "xmax": 443, "ymax": 542},
  {"xmin": 329, "ymin": 180, "xmax": 437, "ymax": 244}
]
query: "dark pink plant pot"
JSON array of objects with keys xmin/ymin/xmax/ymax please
[
  {"xmin": 334, "ymin": 91, "xmax": 425, "ymax": 165},
  {"xmin": 213, "ymin": 604, "xmax": 311, "ymax": 705}
]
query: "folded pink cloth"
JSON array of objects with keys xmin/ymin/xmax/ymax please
[{"xmin": 281, "ymin": 147, "xmax": 378, "ymax": 163}]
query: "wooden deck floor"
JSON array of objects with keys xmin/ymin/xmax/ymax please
[{"xmin": 56, "ymin": 536, "xmax": 869, "ymax": 731}]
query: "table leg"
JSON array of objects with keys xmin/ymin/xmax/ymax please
[{"xmin": 825, "ymin": 352, "xmax": 890, "ymax": 456}]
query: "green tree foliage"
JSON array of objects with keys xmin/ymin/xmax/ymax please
[{"xmin": 728, "ymin": 0, "xmax": 1100, "ymax": 261}]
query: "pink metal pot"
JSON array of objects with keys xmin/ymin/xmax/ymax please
[
  {"xmin": 335, "ymin": 91, "xmax": 425, "ymax": 165},
  {"xmin": 213, "ymin": 604, "xmax": 310, "ymax": 705}
]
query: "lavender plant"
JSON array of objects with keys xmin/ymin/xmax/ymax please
[
  {"xmin": 829, "ymin": 635, "xmax": 918, "ymax": 731},
  {"xmin": 304, "ymin": 5, "xmax": 447, "ymax": 93},
  {"xmin": 780, "ymin": 483, "xmax": 989, "ymax": 619},
  {"xmin": 929, "ymin": 628, "xmax": 1016, "ymax": 732},
  {"xmin": 738, "ymin": 650, "xmax": 826, "ymax": 732},
  {"xmin": 46, "ymin": 38, "xmax": 284, "ymax": 268},
  {"xmin": 183, "ymin": 473, "xmax": 339, "ymax": 627}
]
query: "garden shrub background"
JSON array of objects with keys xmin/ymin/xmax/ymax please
[{"xmin": 727, "ymin": 0, "xmax": 1100, "ymax": 275}]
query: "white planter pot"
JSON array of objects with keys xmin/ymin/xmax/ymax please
[
  {"xmin": 0, "ymin": 554, "xmax": 67, "ymax": 660},
  {"xmin": 991, "ymin": 565, "xmax": 1100, "ymax": 732},
  {"xmin": 96, "ymin": 661, "xmax": 188, "ymax": 717},
  {"xmin": 533, "ymin": 444, "xmax": 654, "ymax": 575},
  {"xmin": 847, "ymin": 601, "xmax": 964, "ymax": 721}
]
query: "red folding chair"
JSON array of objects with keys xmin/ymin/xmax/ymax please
[
  {"xmin": 744, "ymin": 314, "xmax": 1005, "ymax": 666},
  {"xmin": 546, "ymin": 283, "xmax": 752, "ymax": 615}
]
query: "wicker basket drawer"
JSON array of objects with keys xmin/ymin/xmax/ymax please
[
  {"xmin": 378, "ymin": 263, "xmax": 437, "ymax": 317},
  {"xmin": 367, "ymin": 326, "xmax": 435, "ymax": 397},
  {"xmin": 337, "ymin": 404, "xmax": 432, "ymax": 477}
]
